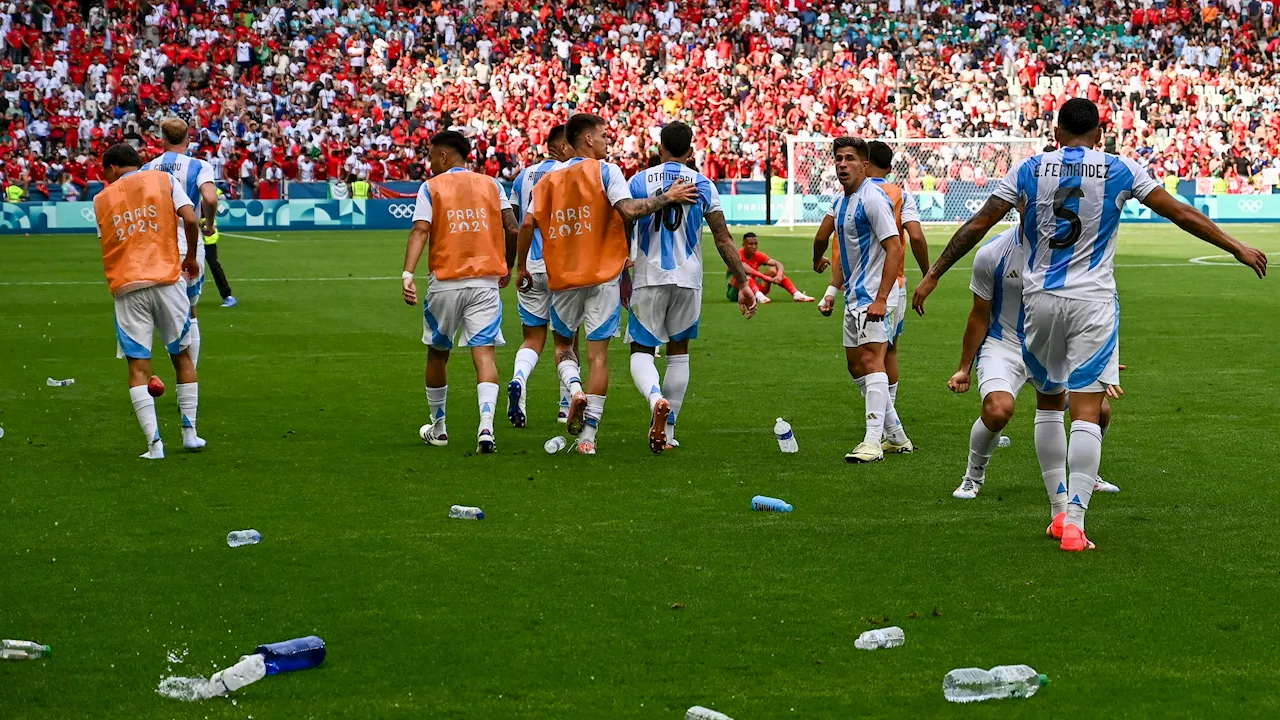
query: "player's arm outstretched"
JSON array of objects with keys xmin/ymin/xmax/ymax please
[
  {"xmin": 705, "ymin": 210, "xmax": 756, "ymax": 317},
  {"xmin": 912, "ymin": 196, "xmax": 1014, "ymax": 315},
  {"xmin": 500, "ymin": 207, "xmax": 519, "ymax": 289},
  {"xmin": 949, "ymin": 294, "xmax": 992, "ymax": 393},
  {"xmin": 613, "ymin": 178, "xmax": 698, "ymax": 222},
  {"xmin": 1142, "ymin": 188, "xmax": 1268, "ymax": 278},
  {"xmin": 812, "ymin": 214, "xmax": 835, "ymax": 272},
  {"xmin": 401, "ymin": 219, "xmax": 429, "ymax": 305}
]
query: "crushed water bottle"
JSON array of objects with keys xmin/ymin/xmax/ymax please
[
  {"xmin": 449, "ymin": 505, "xmax": 485, "ymax": 520},
  {"xmin": 226, "ymin": 530, "xmax": 261, "ymax": 547},
  {"xmin": 854, "ymin": 626, "xmax": 904, "ymax": 650},
  {"xmin": 943, "ymin": 665, "xmax": 1048, "ymax": 703},
  {"xmin": 751, "ymin": 495, "xmax": 793, "ymax": 513},
  {"xmin": 544, "ymin": 436, "xmax": 567, "ymax": 454},
  {"xmin": 255, "ymin": 636, "xmax": 326, "ymax": 674},
  {"xmin": 774, "ymin": 418, "xmax": 798, "ymax": 453},
  {"xmin": 45, "ymin": 377, "xmax": 75, "ymax": 387},
  {"xmin": 208, "ymin": 653, "xmax": 266, "ymax": 695},
  {"xmin": 687, "ymin": 706, "xmax": 735, "ymax": 720},
  {"xmin": 998, "ymin": 435, "xmax": 1012, "ymax": 448},
  {"xmin": 2, "ymin": 639, "xmax": 51, "ymax": 660}
]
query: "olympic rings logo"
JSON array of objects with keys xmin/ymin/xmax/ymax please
[
  {"xmin": 388, "ymin": 203, "xmax": 415, "ymax": 219},
  {"xmin": 80, "ymin": 207, "xmax": 97, "ymax": 222},
  {"xmin": 964, "ymin": 198, "xmax": 984, "ymax": 212},
  {"xmin": 1236, "ymin": 199, "xmax": 1264, "ymax": 213}
]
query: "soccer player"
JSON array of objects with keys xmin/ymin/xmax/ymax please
[
  {"xmin": 142, "ymin": 118, "xmax": 218, "ymax": 366},
  {"xmin": 913, "ymin": 98, "xmax": 1267, "ymax": 551},
  {"xmin": 947, "ymin": 225, "xmax": 1122, "ymax": 499},
  {"xmin": 507, "ymin": 123, "xmax": 573, "ymax": 428},
  {"xmin": 626, "ymin": 121, "xmax": 755, "ymax": 454},
  {"xmin": 94, "ymin": 143, "xmax": 204, "ymax": 459},
  {"xmin": 401, "ymin": 130, "xmax": 519, "ymax": 453},
  {"xmin": 862, "ymin": 140, "xmax": 931, "ymax": 454},
  {"xmin": 730, "ymin": 232, "xmax": 814, "ymax": 304},
  {"xmin": 813, "ymin": 137, "xmax": 904, "ymax": 463},
  {"xmin": 515, "ymin": 113, "xmax": 697, "ymax": 455}
]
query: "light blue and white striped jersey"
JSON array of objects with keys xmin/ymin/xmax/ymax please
[
  {"xmin": 993, "ymin": 146, "xmax": 1159, "ymax": 302},
  {"xmin": 628, "ymin": 162, "xmax": 720, "ymax": 290},
  {"xmin": 143, "ymin": 151, "xmax": 216, "ymax": 264},
  {"xmin": 826, "ymin": 180, "xmax": 900, "ymax": 306},
  {"xmin": 510, "ymin": 157, "xmax": 560, "ymax": 274},
  {"xmin": 969, "ymin": 226, "xmax": 1026, "ymax": 351}
]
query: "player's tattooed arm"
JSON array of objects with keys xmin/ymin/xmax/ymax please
[
  {"xmin": 913, "ymin": 196, "xmax": 1013, "ymax": 315},
  {"xmin": 614, "ymin": 178, "xmax": 700, "ymax": 221},
  {"xmin": 706, "ymin": 210, "xmax": 749, "ymax": 286}
]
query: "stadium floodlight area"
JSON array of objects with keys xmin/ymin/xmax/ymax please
[{"xmin": 782, "ymin": 136, "xmax": 1045, "ymax": 227}]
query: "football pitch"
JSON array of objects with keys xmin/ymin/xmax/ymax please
[{"xmin": 2, "ymin": 224, "xmax": 1279, "ymax": 719}]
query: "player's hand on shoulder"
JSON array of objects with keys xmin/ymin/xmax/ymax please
[
  {"xmin": 1232, "ymin": 241, "xmax": 1268, "ymax": 279},
  {"xmin": 664, "ymin": 178, "xmax": 699, "ymax": 205},
  {"xmin": 948, "ymin": 369, "xmax": 970, "ymax": 393}
]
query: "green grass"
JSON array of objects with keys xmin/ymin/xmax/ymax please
[{"xmin": 1, "ymin": 224, "xmax": 1278, "ymax": 719}]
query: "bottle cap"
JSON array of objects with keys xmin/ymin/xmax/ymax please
[
  {"xmin": 43, "ymin": 644, "xmax": 52, "ymax": 656},
  {"xmin": 1037, "ymin": 674, "xmax": 1049, "ymax": 685}
]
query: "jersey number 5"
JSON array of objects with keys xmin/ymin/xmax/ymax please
[{"xmin": 1049, "ymin": 186, "xmax": 1084, "ymax": 249}]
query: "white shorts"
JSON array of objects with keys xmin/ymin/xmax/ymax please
[
  {"xmin": 1022, "ymin": 293, "xmax": 1119, "ymax": 394},
  {"xmin": 625, "ymin": 285, "xmax": 700, "ymax": 346},
  {"xmin": 888, "ymin": 287, "xmax": 907, "ymax": 345},
  {"xmin": 550, "ymin": 278, "xmax": 622, "ymax": 342},
  {"xmin": 517, "ymin": 272, "xmax": 550, "ymax": 327},
  {"xmin": 114, "ymin": 280, "xmax": 192, "ymax": 359},
  {"xmin": 842, "ymin": 303, "xmax": 893, "ymax": 348},
  {"xmin": 976, "ymin": 338, "xmax": 1029, "ymax": 399},
  {"xmin": 422, "ymin": 287, "xmax": 505, "ymax": 350}
]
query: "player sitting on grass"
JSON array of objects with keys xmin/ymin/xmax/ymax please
[
  {"xmin": 813, "ymin": 136, "xmax": 904, "ymax": 464},
  {"xmin": 94, "ymin": 143, "xmax": 205, "ymax": 459},
  {"xmin": 401, "ymin": 130, "xmax": 519, "ymax": 453},
  {"xmin": 727, "ymin": 232, "xmax": 814, "ymax": 304},
  {"xmin": 948, "ymin": 225, "xmax": 1121, "ymax": 501}
]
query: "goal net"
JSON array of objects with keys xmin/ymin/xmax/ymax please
[{"xmin": 781, "ymin": 136, "xmax": 1045, "ymax": 226}]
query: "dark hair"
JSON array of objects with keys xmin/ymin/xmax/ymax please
[
  {"xmin": 833, "ymin": 136, "xmax": 868, "ymax": 159},
  {"xmin": 647, "ymin": 154, "xmax": 662, "ymax": 168},
  {"xmin": 1057, "ymin": 98, "xmax": 1100, "ymax": 137},
  {"xmin": 659, "ymin": 121, "xmax": 693, "ymax": 157},
  {"xmin": 102, "ymin": 143, "xmax": 143, "ymax": 170},
  {"xmin": 430, "ymin": 130, "xmax": 470, "ymax": 160},
  {"xmin": 547, "ymin": 123, "xmax": 566, "ymax": 146},
  {"xmin": 565, "ymin": 113, "xmax": 606, "ymax": 147},
  {"xmin": 867, "ymin": 141, "xmax": 894, "ymax": 170},
  {"xmin": 743, "ymin": 232, "xmax": 758, "ymax": 240}
]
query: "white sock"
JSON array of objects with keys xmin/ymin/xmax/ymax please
[
  {"xmin": 663, "ymin": 354, "xmax": 689, "ymax": 441},
  {"xmin": 187, "ymin": 317, "xmax": 201, "ymax": 368},
  {"xmin": 558, "ymin": 380, "xmax": 570, "ymax": 416},
  {"xmin": 966, "ymin": 417, "xmax": 1001, "ymax": 482},
  {"xmin": 884, "ymin": 382, "xmax": 907, "ymax": 443},
  {"xmin": 1066, "ymin": 420, "xmax": 1103, "ymax": 531},
  {"xmin": 629, "ymin": 352, "xmax": 663, "ymax": 410},
  {"xmin": 512, "ymin": 347, "xmax": 538, "ymax": 387},
  {"xmin": 477, "ymin": 382, "xmax": 498, "ymax": 434},
  {"xmin": 176, "ymin": 382, "xmax": 199, "ymax": 443},
  {"xmin": 557, "ymin": 359, "xmax": 583, "ymax": 397},
  {"xmin": 1034, "ymin": 409, "xmax": 1068, "ymax": 517},
  {"xmin": 580, "ymin": 393, "xmax": 605, "ymax": 443},
  {"xmin": 129, "ymin": 385, "xmax": 160, "ymax": 446},
  {"xmin": 861, "ymin": 372, "xmax": 889, "ymax": 446},
  {"xmin": 427, "ymin": 385, "xmax": 447, "ymax": 434}
]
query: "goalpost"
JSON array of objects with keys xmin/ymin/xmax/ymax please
[{"xmin": 781, "ymin": 136, "xmax": 1045, "ymax": 227}]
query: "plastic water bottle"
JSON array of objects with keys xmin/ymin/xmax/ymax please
[
  {"xmin": 226, "ymin": 530, "xmax": 262, "ymax": 547},
  {"xmin": 998, "ymin": 435, "xmax": 1012, "ymax": 448},
  {"xmin": 449, "ymin": 505, "xmax": 485, "ymax": 520},
  {"xmin": 854, "ymin": 626, "xmax": 904, "ymax": 650},
  {"xmin": 774, "ymin": 418, "xmax": 798, "ymax": 453},
  {"xmin": 751, "ymin": 495, "xmax": 793, "ymax": 513},
  {"xmin": 686, "ymin": 706, "xmax": 735, "ymax": 720},
  {"xmin": 45, "ymin": 377, "xmax": 75, "ymax": 387},
  {"xmin": 255, "ymin": 636, "xmax": 327, "ymax": 675},
  {"xmin": 544, "ymin": 436, "xmax": 567, "ymax": 454},
  {"xmin": 2, "ymin": 639, "xmax": 51, "ymax": 660},
  {"xmin": 943, "ymin": 665, "xmax": 1048, "ymax": 703},
  {"xmin": 208, "ymin": 653, "xmax": 266, "ymax": 695}
]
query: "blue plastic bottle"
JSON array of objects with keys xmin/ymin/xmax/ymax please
[
  {"xmin": 751, "ymin": 495, "xmax": 793, "ymax": 513},
  {"xmin": 254, "ymin": 636, "xmax": 326, "ymax": 675}
]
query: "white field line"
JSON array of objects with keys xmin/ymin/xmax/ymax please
[{"xmin": 221, "ymin": 232, "xmax": 280, "ymax": 243}]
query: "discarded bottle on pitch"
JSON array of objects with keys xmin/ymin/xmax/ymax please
[
  {"xmin": 998, "ymin": 435, "xmax": 1012, "ymax": 448},
  {"xmin": 943, "ymin": 665, "xmax": 1048, "ymax": 703},
  {"xmin": 208, "ymin": 653, "xmax": 266, "ymax": 696},
  {"xmin": 774, "ymin": 418, "xmax": 798, "ymax": 453},
  {"xmin": 544, "ymin": 436, "xmax": 567, "ymax": 454},
  {"xmin": 226, "ymin": 529, "xmax": 261, "ymax": 547},
  {"xmin": 449, "ymin": 505, "xmax": 485, "ymax": 520},
  {"xmin": 687, "ymin": 706, "xmax": 735, "ymax": 720},
  {"xmin": 854, "ymin": 626, "xmax": 904, "ymax": 650},
  {"xmin": 255, "ymin": 635, "xmax": 327, "ymax": 674},
  {"xmin": 751, "ymin": 495, "xmax": 793, "ymax": 513},
  {"xmin": 46, "ymin": 377, "xmax": 75, "ymax": 387},
  {"xmin": 2, "ymin": 639, "xmax": 51, "ymax": 660}
]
